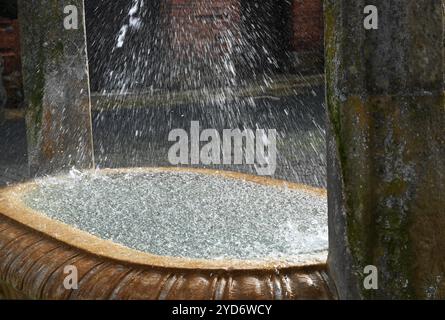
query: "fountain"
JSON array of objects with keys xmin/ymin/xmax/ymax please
[
  {"xmin": 0, "ymin": 0, "xmax": 333, "ymax": 300},
  {"xmin": 0, "ymin": 167, "xmax": 333, "ymax": 299},
  {"xmin": 1, "ymin": 0, "xmax": 443, "ymax": 300}
]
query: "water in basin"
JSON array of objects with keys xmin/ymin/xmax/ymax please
[{"xmin": 22, "ymin": 169, "xmax": 327, "ymax": 261}]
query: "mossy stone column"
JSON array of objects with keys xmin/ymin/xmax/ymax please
[
  {"xmin": 326, "ymin": 1, "xmax": 445, "ymax": 299},
  {"xmin": 18, "ymin": 0, "xmax": 94, "ymax": 175}
]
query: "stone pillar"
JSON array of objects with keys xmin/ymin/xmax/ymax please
[
  {"xmin": 18, "ymin": 0, "xmax": 94, "ymax": 176},
  {"xmin": 326, "ymin": 0, "xmax": 445, "ymax": 299}
]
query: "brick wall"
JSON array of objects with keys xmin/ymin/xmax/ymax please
[
  {"xmin": 164, "ymin": 0, "xmax": 241, "ymax": 88},
  {"xmin": 0, "ymin": 18, "xmax": 22, "ymax": 108},
  {"xmin": 167, "ymin": 0, "xmax": 323, "ymax": 55},
  {"xmin": 291, "ymin": 0, "xmax": 323, "ymax": 51},
  {"xmin": 167, "ymin": 0, "xmax": 240, "ymax": 57},
  {"xmin": 164, "ymin": 0, "xmax": 323, "ymax": 85},
  {"xmin": 85, "ymin": 0, "xmax": 324, "ymax": 91}
]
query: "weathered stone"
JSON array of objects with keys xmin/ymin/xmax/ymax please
[
  {"xmin": 18, "ymin": 0, "xmax": 94, "ymax": 176},
  {"xmin": 326, "ymin": 0, "xmax": 445, "ymax": 299}
]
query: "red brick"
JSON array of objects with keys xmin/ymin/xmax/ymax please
[{"xmin": 0, "ymin": 18, "xmax": 22, "ymax": 108}]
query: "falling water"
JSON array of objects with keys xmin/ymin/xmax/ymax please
[
  {"xmin": 16, "ymin": 0, "xmax": 329, "ymax": 261},
  {"xmin": 85, "ymin": 0, "xmax": 326, "ymax": 188}
]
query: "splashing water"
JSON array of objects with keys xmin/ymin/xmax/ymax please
[
  {"xmin": 85, "ymin": 0, "xmax": 326, "ymax": 187},
  {"xmin": 23, "ymin": 170, "xmax": 328, "ymax": 260},
  {"xmin": 42, "ymin": 1, "xmax": 332, "ymax": 260},
  {"xmin": 116, "ymin": 0, "xmax": 144, "ymax": 48}
]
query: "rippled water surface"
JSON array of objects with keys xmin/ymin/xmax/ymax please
[{"xmin": 23, "ymin": 170, "xmax": 328, "ymax": 261}]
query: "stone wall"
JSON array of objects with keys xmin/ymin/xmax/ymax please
[{"xmin": 0, "ymin": 18, "xmax": 22, "ymax": 109}]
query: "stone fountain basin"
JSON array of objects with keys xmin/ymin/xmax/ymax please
[{"xmin": 0, "ymin": 168, "xmax": 333, "ymax": 300}]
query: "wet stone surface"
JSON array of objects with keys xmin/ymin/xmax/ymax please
[{"xmin": 22, "ymin": 170, "xmax": 328, "ymax": 261}]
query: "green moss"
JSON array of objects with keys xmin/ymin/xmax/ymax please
[
  {"xmin": 335, "ymin": 96, "xmax": 420, "ymax": 299},
  {"xmin": 386, "ymin": 178, "xmax": 408, "ymax": 196},
  {"xmin": 53, "ymin": 41, "xmax": 64, "ymax": 61},
  {"xmin": 24, "ymin": 1, "xmax": 68, "ymax": 147},
  {"xmin": 325, "ymin": 0, "xmax": 445, "ymax": 300}
]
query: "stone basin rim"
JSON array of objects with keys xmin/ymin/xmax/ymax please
[{"xmin": 0, "ymin": 167, "xmax": 328, "ymax": 271}]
